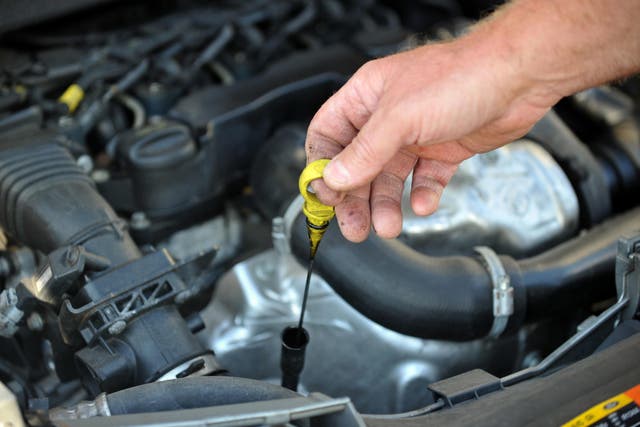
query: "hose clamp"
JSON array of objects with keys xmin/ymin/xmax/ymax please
[{"xmin": 474, "ymin": 246, "xmax": 514, "ymax": 338}]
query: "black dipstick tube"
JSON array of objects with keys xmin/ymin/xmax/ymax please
[{"xmin": 280, "ymin": 325, "xmax": 309, "ymax": 391}]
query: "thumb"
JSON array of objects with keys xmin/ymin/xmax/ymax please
[{"xmin": 324, "ymin": 107, "xmax": 411, "ymax": 192}]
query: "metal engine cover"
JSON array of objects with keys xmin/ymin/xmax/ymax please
[{"xmin": 401, "ymin": 140, "xmax": 579, "ymax": 257}]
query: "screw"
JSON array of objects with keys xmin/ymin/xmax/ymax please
[
  {"xmin": 130, "ymin": 212, "xmax": 151, "ymax": 230},
  {"xmin": 76, "ymin": 155, "xmax": 94, "ymax": 174},
  {"xmin": 65, "ymin": 246, "xmax": 81, "ymax": 266},
  {"xmin": 108, "ymin": 320, "xmax": 127, "ymax": 336}
]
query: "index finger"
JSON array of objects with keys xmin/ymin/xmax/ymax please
[{"xmin": 305, "ymin": 73, "xmax": 378, "ymax": 204}]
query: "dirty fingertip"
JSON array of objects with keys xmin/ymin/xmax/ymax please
[
  {"xmin": 336, "ymin": 205, "xmax": 370, "ymax": 243},
  {"xmin": 410, "ymin": 187, "xmax": 439, "ymax": 216},
  {"xmin": 372, "ymin": 207, "xmax": 402, "ymax": 239}
]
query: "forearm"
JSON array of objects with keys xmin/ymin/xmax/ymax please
[{"xmin": 469, "ymin": 0, "xmax": 640, "ymax": 101}]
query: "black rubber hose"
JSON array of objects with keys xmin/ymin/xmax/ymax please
[
  {"xmin": 520, "ymin": 206, "xmax": 640, "ymax": 320},
  {"xmin": 291, "ymin": 207, "xmax": 640, "ymax": 341},
  {"xmin": 106, "ymin": 377, "xmax": 298, "ymax": 414},
  {"xmin": 528, "ymin": 110, "xmax": 611, "ymax": 226},
  {"xmin": 0, "ymin": 106, "xmax": 42, "ymax": 135},
  {"xmin": 0, "ymin": 143, "xmax": 140, "ymax": 265},
  {"xmin": 291, "ymin": 215, "xmax": 527, "ymax": 341}
]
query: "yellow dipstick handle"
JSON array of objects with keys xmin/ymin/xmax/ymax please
[
  {"xmin": 58, "ymin": 83, "xmax": 85, "ymax": 113},
  {"xmin": 298, "ymin": 159, "xmax": 335, "ymax": 258}
]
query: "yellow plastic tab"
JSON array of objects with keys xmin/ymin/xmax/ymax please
[
  {"xmin": 298, "ymin": 159, "xmax": 335, "ymax": 257},
  {"xmin": 299, "ymin": 159, "xmax": 336, "ymax": 225},
  {"xmin": 58, "ymin": 83, "xmax": 85, "ymax": 113}
]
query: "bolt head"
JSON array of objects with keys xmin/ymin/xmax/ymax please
[
  {"xmin": 130, "ymin": 212, "xmax": 150, "ymax": 230},
  {"xmin": 65, "ymin": 246, "xmax": 81, "ymax": 266},
  {"xmin": 76, "ymin": 155, "xmax": 94, "ymax": 174},
  {"xmin": 108, "ymin": 320, "xmax": 127, "ymax": 336},
  {"xmin": 175, "ymin": 291, "xmax": 190, "ymax": 305}
]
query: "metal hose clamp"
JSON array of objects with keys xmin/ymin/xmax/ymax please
[{"xmin": 474, "ymin": 246, "xmax": 514, "ymax": 338}]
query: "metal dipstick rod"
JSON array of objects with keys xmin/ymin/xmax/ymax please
[
  {"xmin": 298, "ymin": 256, "xmax": 314, "ymax": 333},
  {"xmin": 280, "ymin": 159, "xmax": 335, "ymax": 391}
]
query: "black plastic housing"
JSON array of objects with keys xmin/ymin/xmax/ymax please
[{"xmin": 0, "ymin": 141, "xmax": 219, "ymax": 395}]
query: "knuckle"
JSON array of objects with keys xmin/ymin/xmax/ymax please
[
  {"xmin": 412, "ymin": 175, "xmax": 445, "ymax": 196},
  {"xmin": 372, "ymin": 193, "xmax": 401, "ymax": 212},
  {"xmin": 374, "ymin": 172, "xmax": 404, "ymax": 197},
  {"xmin": 355, "ymin": 59, "xmax": 380, "ymax": 78}
]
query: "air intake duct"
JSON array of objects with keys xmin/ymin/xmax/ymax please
[{"xmin": 0, "ymin": 143, "xmax": 140, "ymax": 265}]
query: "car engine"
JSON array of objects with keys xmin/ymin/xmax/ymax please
[{"xmin": 0, "ymin": 1, "xmax": 639, "ymax": 426}]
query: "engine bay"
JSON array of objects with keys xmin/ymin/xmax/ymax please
[{"xmin": 0, "ymin": 1, "xmax": 639, "ymax": 426}]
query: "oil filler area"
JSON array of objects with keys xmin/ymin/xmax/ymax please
[{"xmin": 0, "ymin": 1, "xmax": 639, "ymax": 427}]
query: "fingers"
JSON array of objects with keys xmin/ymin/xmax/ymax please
[
  {"xmin": 305, "ymin": 62, "xmax": 383, "ymax": 205},
  {"xmin": 335, "ymin": 184, "xmax": 371, "ymax": 243},
  {"xmin": 306, "ymin": 130, "xmax": 345, "ymax": 205},
  {"xmin": 370, "ymin": 149, "xmax": 417, "ymax": 238},
  {"xmin": 324, "ymin": 105, "xmax": 413, "ymax": 192},
  {"xmin": 410, "ymin": 158, "xmax": 458, "ymax": 216}
]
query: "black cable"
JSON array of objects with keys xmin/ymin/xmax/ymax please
[
  {"xmin": 190, "ymin": 25, "xmax": 235, "ymax": 73},
  {"xmin": 257, "ymin": 0, "xmax": 317, "ymax": 65}
]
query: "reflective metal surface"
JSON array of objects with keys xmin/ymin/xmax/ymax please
[
  {"xmin": 400, "ymin": 140, "xmax": 579, "ymax": 257},
  {"xmin": 155, "ymin": 353, "xmax": 220, "ymax": 382},
  {"xmin": 160, "ymin": 207, "xmax": 242, "ymax": 264},
  {"xmin": 49, "ymin": 393, "xmax": 111, "ymax": 421},
  {"xmin": 200, "ymin": 247, "xmax": 541, "ymax": 414}
]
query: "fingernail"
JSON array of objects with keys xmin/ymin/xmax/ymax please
[{"xmin": 325, "ymin": 159, "xmax": 350, "ymax": 187}]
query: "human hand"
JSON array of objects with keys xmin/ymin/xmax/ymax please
[{"xmin": 305, "ymin": 36, "xmax": 560, "ymax": 242}]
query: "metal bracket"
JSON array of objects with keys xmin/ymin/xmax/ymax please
[
  {"xmin": 474, "ymin": 246, "xmax": 514, "ymax": 338},
  {"xmin": 615, "ymin": 235, "xmax": 640, "ymax": 322},
  {"xmin": 58, "ymin": 248, "xmax": 215, "ymax": 346},
  {"xmin": 501, "ymin": 234, "xmax": 640, "ymax": 387}
]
